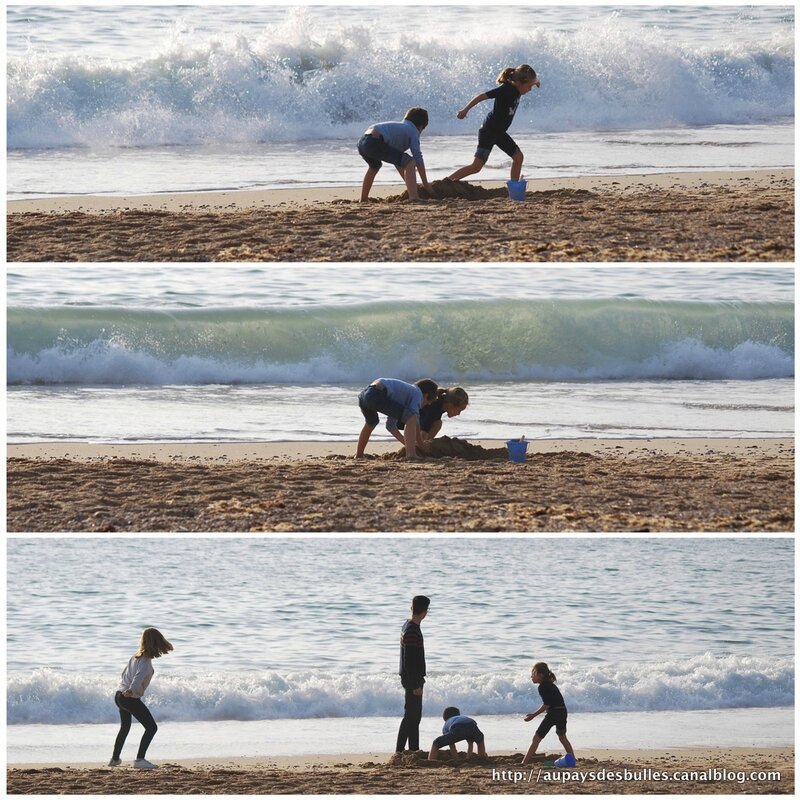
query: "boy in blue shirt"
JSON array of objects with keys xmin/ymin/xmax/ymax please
[
  {"xmin": 428, "ymin": 706, "xmax": 487, "ymax": 760},
  {"xmin": 358, "ymin": 108, "xmax": 431, "ymax": 202}
]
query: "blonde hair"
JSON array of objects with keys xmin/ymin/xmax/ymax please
[
  {"xmin": 135, "ymin": 628, "xmax": 174, "ymax": 659},
  {"xmin": 439, "ymin": 386, "xmax": 469, "ymax": 410},
  {"xmin": 532, "ymin": 661, "xmax": 557, "ymax": 682},
  {"xmin": 497, "ymin": 64, "xmax": 537, "ymax": 86}
]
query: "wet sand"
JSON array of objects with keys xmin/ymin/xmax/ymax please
[
  {"xmin": 7, "ymin": 748, "xmax": 794, "ymax": 794},
  {"xmin": 7, "ymin": 438, "xmax": 793, "ymax": 532},
  {"xmin": 6, "ymin": 169, "xmax": 793, "ymax": 262}
]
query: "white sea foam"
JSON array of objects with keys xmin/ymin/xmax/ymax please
[
  {"xmin": 7, "ymin": 654, "xmax": 793, "ymax": 725},
  {"xmin": 8, "ymin": 21, "xmax": 793, "ymax": 149}
]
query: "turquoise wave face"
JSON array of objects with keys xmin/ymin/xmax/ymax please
[{"xmin": 7, "ymin": 299, "xmax": 794, "ymax": 385}]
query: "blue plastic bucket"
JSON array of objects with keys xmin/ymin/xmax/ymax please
[
  {"xmin": 506, "ymin": 439, "xmax": 529, "ymax": 463},
  {"xmin": 506, "ymin": 179, "xmax": 528, "ymax": 201},
  {"xmin": 554, "ymin": 754, "xmax": 577, "ymax": 768}
]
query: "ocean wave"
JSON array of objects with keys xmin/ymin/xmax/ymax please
[
  {"xmin": 8, "ymin": 17, "xmax": 793, "ymax": 149},
  {"xmin": 7, "ymin": 300, "xmax": 794, "ymax": 386},
  {"xmin": 8, "ymin": 654, "xmax": 793, "ymax": 725}
]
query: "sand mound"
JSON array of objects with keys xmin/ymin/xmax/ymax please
[
  {"xmin": 386, "ymin": 179, "xmax": 509, "ymax": 203},
  {"xmin": 388, "ymin": 751, "xmax": 562, "ymax": 769},
  {"xmin": 383, "ymin": 436, "xmax": 511, "ymax": 461}
]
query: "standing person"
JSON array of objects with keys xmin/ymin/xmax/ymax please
[
  {"xmin": 108, "ymin": 628, "xmax": 173, "ymax": 770},
  {"xmin": 396, "ymin": 595, "xmax": 430, "ymax": 752},
  {"xmin": 357, "ymin": 107, "xmax": 431, "ymax": 201},
  {"xmin": 449, "ymin": 64, "xmax": 540, "ymax": 183},
  {"xmin": 521, "ymin": 661, "xmax": 576, "ymax": 767},
  {"xmin": 418, "ymin": 386, "xmax": 469, "ymax": 451},
  {"xmin": 356, "ymin": 378, "xmax": 439, "ymax": 460}
]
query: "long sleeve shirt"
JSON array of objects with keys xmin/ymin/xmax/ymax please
[
  {"xmin": 118, "ymin": 655, "xmax": 154, "ymax": 698},
  {"xmin": 399, "ymin": 619, "xmax": 426, "ymax": 689}
]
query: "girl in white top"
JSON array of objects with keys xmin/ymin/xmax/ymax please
[{"xmin": 108, "ymin": 628, "xmax": 173, "ymax": 770}]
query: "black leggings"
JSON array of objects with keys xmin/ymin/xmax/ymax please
[{"xmin": 112, "ymin": 691, "xmax": 158, "ymax": 760}]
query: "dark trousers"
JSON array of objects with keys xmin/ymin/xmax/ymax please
[
  {"xmin": 396, "ymin": 687, "xmax": 423, "ymax": 751},
  {"xmin": 112, "ymin": 691, "xmax": 158, "ymax": 760}
]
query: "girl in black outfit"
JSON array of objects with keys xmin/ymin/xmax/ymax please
[
  {"xmin": 521, "ymin": 661, "xmax": 576, "ymax": 765},
  {"xmin": 449, "ymin": 64, "xmax": 540, "ymax": 184}
]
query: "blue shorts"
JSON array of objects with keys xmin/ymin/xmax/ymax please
[
  {"xmin": 433, "ymin": 720, "xmax": 485, "ymax": 748},
  {"xmin": 475, "ymin": 127, "xmax": 519, "ymax": 163},
  {"xmin": 358, "ymin": 384, "xmax": 410, "ymax": 429},
  {"xmin": 358, "ymin": 133, "xmax": 412, "ymax": 172}
]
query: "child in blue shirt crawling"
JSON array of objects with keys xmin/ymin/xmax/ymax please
[
  {"xmin": 358, "ymin": 108, "xmax": 431, "ymax": 202},
  {"xmin": 428, "ymin": 706, "xmax": 487, "ymax": 760}
]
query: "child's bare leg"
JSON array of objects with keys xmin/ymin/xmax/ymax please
[
  {"xmin": 558, "ymin": 733, "xmax": 574, "ymax": 755},
  {"xmin": 403, "ymin": 416, "xmax": 421, "ymax": 459},
  {"xmin": 477, "ymin": 741, "xmax": 487, "ymax": 757},
  {"xmin": 428, "ymin": 744, "xmax": 440, "ymax": 761},
  {"xmin": 521, "ymin": 734, "xmax": 543, "ymax": 765},
  {"xmin": 356, "ymin": 423, "xmax": 376, "ymax": 457},
  {"xmin": 449, "ymin": 744, "xmax": 459, "ymax": 758},
  {"xmin": 510, "ymin": 149, "xmax": 524, "ymax": 181},
  {"xmin": 360, "ymin": 167, "xmax": 379, "ymax": 202},
  {"xmin": 449, "ymin": 157, "xmax": 484, "ymax": 181},
  {"xmin": 399, "ymin": 161, "xmax": 419, "ymax": 200}
]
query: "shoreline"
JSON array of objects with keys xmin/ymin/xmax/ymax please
[
  {"xmin": 5, "ymin": 745, "xmax": 792, "ymax": 769},
  {"xmin": 7, "ymin": 168, "xmax": 793, "ymax": 261},
  {"xmin": 7, "ymin": 438, "xmax": 793, "ymax": 532},
  {"xmin": 7, "ymin": 168, "xmax": 791, "ymax": 214},
  {"xmin": 7, "ymin": 747, "xmax": 794, "ymax": 794},
  {"xmin": 6, "ymin": 436, "xmax": 793, "ymax": 463}
]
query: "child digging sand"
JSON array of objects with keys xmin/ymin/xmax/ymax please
[
  {"xmin": 429, "ymin": 706, "xmax": 487, "ymax": 760},
  {"xmin": 522, "ymin": 661, "xmax": 576, "ymax": 767},
  {"xmin": 357, "ymin": 108, "xmax": 431, "ymax": 201}
]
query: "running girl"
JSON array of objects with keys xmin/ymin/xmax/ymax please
[
  {"xmin": 449, "ymin": 64, "xmax": 540, "ymax": 183},
  {"xmin": 521, "ymin": 661, "xmax": 576, "ymax": 766},
  {"xmin": 108, "ymin": 628, "xmax": 173, "ymax": 770}
]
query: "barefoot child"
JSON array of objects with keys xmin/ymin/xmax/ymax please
[
  {"xmin": 429, "ymin": 706, "xmax": 487, "ymax": 760},
  {"xmin": 356, "ymin": 378, "xmax": 439, "ymax": 460},
  {"xmin": 449, "ymin": 64, "xmax": 540, "ymax": 183},
  {"xmin": 521, "ymin": 661, "xmax": 576, "ymax": 766},
  {"xmin": 108, "ymin": 628, "xmax": 173, "ymax": 770},
  {"xmin": 358, "ymin": 108, "xmax": 431, "ymax": 201}
]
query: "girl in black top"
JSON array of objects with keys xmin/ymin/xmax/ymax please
[
  {"xmin": 418, "ymin": 387, "xmax": 469, "ymax": 452},
  {"xmin": 521, "ymin": 661, "xmax": 576, "ymax": 765},
  {"xmin": 449, "ymin": 64, "xmax": 540, "ymax": 184}
]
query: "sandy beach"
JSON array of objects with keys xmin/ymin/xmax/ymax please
[
  {"xmin": 7, "ymin": 437, "xmax": 793, "ymax": 532},
  {"xmin": 7, "ymin": 748, "xmax": 794, "ymax": 794},
  {"xmin": 6, "ymin": 169, "xmax": 793, "ymax": 262}
]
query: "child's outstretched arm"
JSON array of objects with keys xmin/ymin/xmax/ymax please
[
  {"xmin": 524, "ymin": 703, "xmax": 547, "ymax": 721},
  {"xmin": 456, "ymin": 93, "xmax": 488, "ymax": 119}
]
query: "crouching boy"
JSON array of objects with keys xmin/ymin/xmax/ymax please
[
  {"xmin": 357, "ymin": 107, "xmax": 430, "ymax": 201},
  {"xmin": 428, "ymin": 706, "xmax": 487, "ymax": 760}
]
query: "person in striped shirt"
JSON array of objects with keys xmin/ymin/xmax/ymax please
[{"xmin": 396, "ymin": 595, "xmax": 430, "ymax": 752}]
